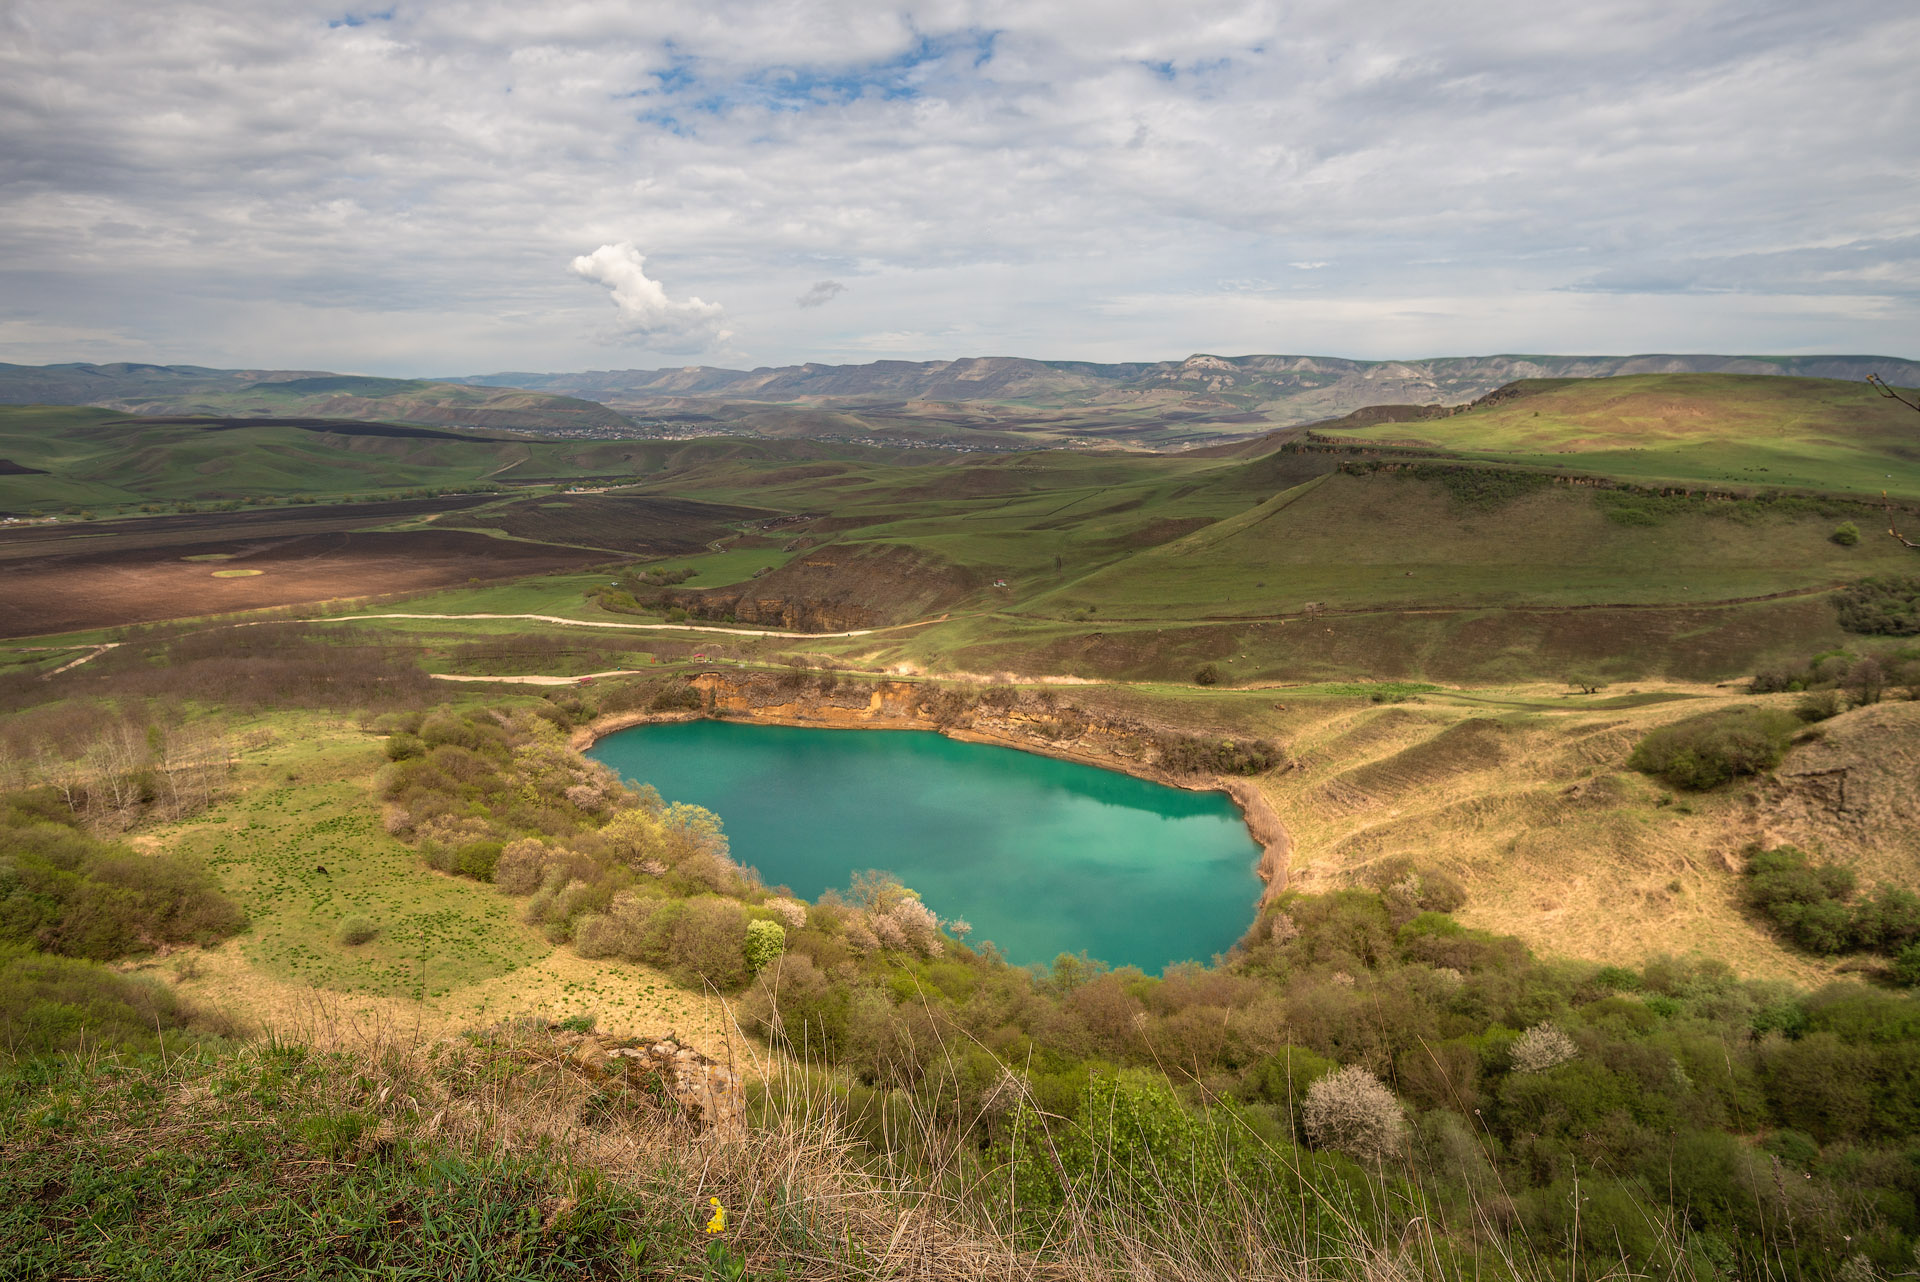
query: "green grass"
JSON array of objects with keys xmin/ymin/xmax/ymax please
[
  {"xmin": 1325, "ymin": 374, "xmax": 1920, "ymax": 500},
  {"xmin": 1010, "ymin": 471, "xmax": 1910, "ymax": 622},
  {"xmin": 162, "ymin": 724, "xmax": 545, "ymax": 1001},
  {"xmin": 0, "ymin": 1048, "xmax": 740, "ymax": 1281},
  {"xmin": 10, "ymin": 372, "xmax": 1916, "ymax": 682},
  {"xmin": 659, "ymin": 545, "xmax": 802, "ymax": 587},
  {"xmin": 0, "ymin": 646, "xmax": 85, "ymax": 676},
  {"xmin": 0, "ymin": 406, "xmax": 646, "ymax": 507}
]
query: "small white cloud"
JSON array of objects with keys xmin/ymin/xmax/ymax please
[
  {"xmin": 569, "ymin": 243, "xmax": 729, "ymax": 352},
  {"xmin": 796, "ymin": 279, "xmax": 846, "ymax": 309},
  {"xmin": 1289, "ymin": 261, "xmax": 1329, "ymax": 271}
]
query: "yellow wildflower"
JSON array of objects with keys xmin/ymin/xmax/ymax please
[{"xmin": 705, "ymin": 1197, "xmax": 727, "ymax": 1233}]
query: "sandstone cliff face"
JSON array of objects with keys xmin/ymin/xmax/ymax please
[{"xmin": 688, "ymin": 670, "xmax": 1157, "ymax": 766}]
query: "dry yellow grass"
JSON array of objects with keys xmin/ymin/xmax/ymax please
[
  {"xmin": 147, "ymin": 936, "xmax": 750, "ymax": 1067},
  {"xmin": 1252, "ymin": 683, "xmax": 1920, "ymax": 981}
]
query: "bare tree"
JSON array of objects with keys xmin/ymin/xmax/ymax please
[
  {"xmin": 1869, "ymin": 376, "xmax": 1920, "ymax": 549},
  {"xmin": 1868, "ymin": 373, "xmax": 1920, "ymax": 414}
]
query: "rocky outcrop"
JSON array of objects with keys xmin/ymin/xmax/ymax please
[
  {"xmin": 560, "ymin": 1032, "xmax": 744, "ymax": 1137},
  {"xmin": 1757, "ymin": 701, "xmax": 1920, "ymax": 888}
]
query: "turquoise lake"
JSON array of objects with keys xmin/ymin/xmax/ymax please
[{"xmin": 587, "ymin": 720, "xmax": 1263, "ymax": 973}]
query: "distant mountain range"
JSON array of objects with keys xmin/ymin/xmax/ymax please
[
  {"xmin": 0, "ymin": 363, "xmax": 631, "ymax": 436},
  {"xmin": 4, "ymin": 353, "xmax": 1916, "ymax": 450},
  {"xmin": 451, "ymin": 351, "xmax": 1920, "ymax": 413}
]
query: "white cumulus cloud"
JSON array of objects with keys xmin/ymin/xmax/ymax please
[{"xmin": 569, "ymin": 243, "xmax": 730, "ymax": 352}]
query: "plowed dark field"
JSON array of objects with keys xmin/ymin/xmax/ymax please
[
  {"xmin": 461, "ymin": 493, "xmax": 770, "ymax": 553},
  {"xmin": 0, "ymin": 496, "xmax": 499, "ymax": 563},
  {"xmin": 0, "ymin": 528, "xmax": 604, "ymax": 638}
]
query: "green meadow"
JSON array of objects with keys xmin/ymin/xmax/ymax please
[{"xmin": 1325, "ymin": 374, "xmax": 1920, "ymax": 499}]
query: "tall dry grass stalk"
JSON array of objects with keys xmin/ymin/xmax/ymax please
[{"xmin": 71, "ymin": 990, "xmax": 1735, "ymax": 1282}]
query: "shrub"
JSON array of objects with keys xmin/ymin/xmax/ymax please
[
  {"xmin": 335, "ymin": 916, "xmax": 379, "ymax": 947},
  {"xmin": 884, "ymin": 897, "xmax": 943, "ymax": 957},
  {"xmin": 1795, "ymin": 689, "xmax": 1843, "ymax": 722},
  {"xmin": 1509, "ymin": 1022, "xmax": 1579, "ymax": 1073},
  {"xmin": 0, "ymin": 819, "xmax": 247, "ymax": 961},
  {"xmin": 384, "ymin": 731, "xmax": 424, "ymax": 761},
  {"xmin": 1893, "ymin": 942, "xmax": 1920, "ymax": 988},
  {"xmin": 764, "ymin": 897, "xmax": 808, "ymax": 930},
  {"xmin": 0, "ymin": 945, "xmax": 204, "ymax": 1056},
  {"xmin": 744, "ymin": 919, "xmax": 785, "ymax": 973},
  {"xmin": 1835, "ymin": 576, "xmax": 1920, "ymax": 636},
  {"xmin": 1192, "ymin": 663, "xmax": 1221, "ymax": 687},
  {"xmin": 1844, "ymin": 656, "xmax": 1887, "ymax": 705},
  {"xmin": 1832, "ymin": 522, "xmax": 1861, "ymax": 547},
  {"xmin": 1738, "ymin": 846, "xmax": 1920, "ymax": 960},
  {"xmin": 649, "ymin": 682, "xmax": 703, "ymax": 712},
  {"xmin": 1369, "ymin": 859, "xmax": 1468, "ymax": 926},
  {"xmin": 452, "ymin": 840, "xmax": 501, "ymax": 882},
  {"xmin": 1302, "ymin": 1064, "xmax": 1408, "ymax": 1162},
  {"xmin": 1251, "ymin": 1045, "xmax": 1336, "ymax": 1111},
  {"xmin": 668, "ymin": 897, "xmax": 749, "ymax": 990},
  {"xmin": 1626, "ymin": 707, "xmax": 1798, "ymax": 790},
  {"xmin": 1153, "ymin": 733, "xmax": 1284, "ymax": 775},
  {"xmin": 494, "ymin": 837, "xmax": 553, "ymax": 894}
]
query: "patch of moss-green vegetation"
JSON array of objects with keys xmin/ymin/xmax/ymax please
[
  {"xmin": 171, "ymin": 776, "xmax": 544, "ymax": 999},
  {"xmin": 0, "ymin": 789, "xmax": 248, "ymax": 1056},
  {"xmin": 1300, "ymin": 681, "xmax": 1444, "ymax": 699}
]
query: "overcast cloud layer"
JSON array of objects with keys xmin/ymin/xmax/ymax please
[{"xmin": 1, "ymin": 1, "xmax": 1916, "ymax": 374}]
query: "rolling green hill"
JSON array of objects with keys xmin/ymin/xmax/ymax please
[
  {"xmin": 0, "ymin": 407, "xmax": 922, "ymax": 510},
  {"xmin": 1318, "ymin": 373, "xmax": 1920, "ymax": 501},
  {"xmin": 5, "ymin": 372, "xmax": 1916, "ymax": 681}
]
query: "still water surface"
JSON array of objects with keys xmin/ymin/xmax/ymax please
[{"xmin": 588, "ymin": 720, "xmax": 1262, "ymax": 972}]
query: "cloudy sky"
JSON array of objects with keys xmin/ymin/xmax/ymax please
[{"xmin": 1, "ymin": 1, "xmax": 1916, "ymax": 374}]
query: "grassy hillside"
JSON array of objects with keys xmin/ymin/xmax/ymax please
[
  {"xmin": 6, "ymin": 655, "xmax": 1920, "ymax": 1281},
  {"xmin": 0, "ymin": 407, "xmax": 919, "ymax": 509},
  {"xmin": 144, "ymin": 375, "xmax": 637, "ymax": 434},
  {"xmin": 1323, "ymin": 374, "xmax": 1920, "ymax": 500},
  {"xmin": 6, "ymin": 372, "xmax": 1918, "ymax": 681}
]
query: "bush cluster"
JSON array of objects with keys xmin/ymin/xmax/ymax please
[
  {"xmin": 739, "ymin": 869, "xmax": 1920, "ymax": 1282},
  {"xmin": 1743, "ymin": 845, "xmax": 1920, "ymax": 971},
  {"xmin": 1625, "ymin": 706, "xmax": 1798, "ymax": 790},
  {"xmin": 378, "ymin": 706, "xmax": 816, "ymax": 991},
  {"xmin": 1835, "ymin": 575, "xmax": 1920, "ymax": 636},
  {"xmin": 1338, "ymin": 460, "xmax": 1554, "ymax": 509},
  {"xmin": 1750, "ymin": 644, "xmax": 1920, "ymax": 709},
  {"xmin": 0, "ymin": 790, "xmax": 247, "ymax": 1057},
  {"xmin": 0, "ymin": 792, "xmax": 246, "ymax": 960},
  {"xmin": 1152, "ymin": 732, "xmax": 1284, "ymax": 776}
]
